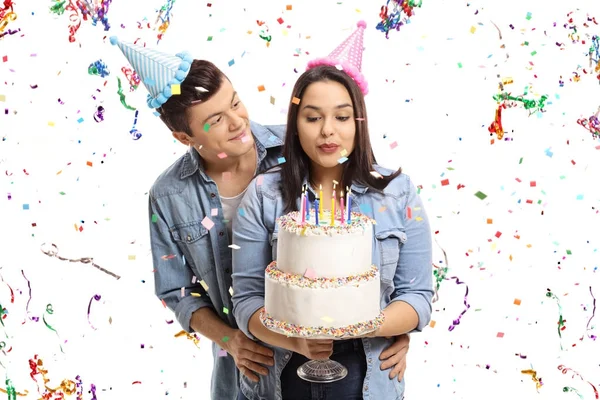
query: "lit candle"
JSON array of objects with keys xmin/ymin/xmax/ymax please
[
  {"xmin": 314, "ymin": 198, "xmax": 320, "ymax": 225},
  {"xmin": 346, "ymin": 187, "xmax": 352, "ymax": 223},
  {"xmin": 300, "ymin": 185, "xmax": 306, "ymax": 224},
  {"xmin": 319, "ymin": 184, "xmax": 324, "ymax": 222},
  {"xmin": 330, "ymin": 185, "xmax": 336, "ymax": 226},
  {"xmin": 340, "ymin": 191, "xmax": 345, "ymax": 224}
]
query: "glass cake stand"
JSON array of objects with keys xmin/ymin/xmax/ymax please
[{"xmin": 297, "ymin": 359, "xmax": 348, "ymax": 383}]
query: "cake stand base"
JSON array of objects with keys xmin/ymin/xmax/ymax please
[{"xmin": 297, "ymin": 359, "xmax": 348, "ymax": 383}]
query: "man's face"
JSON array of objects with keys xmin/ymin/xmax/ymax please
[{"xmin": 173, "ymin": 78, "xmax": 254, "ymax": 162}]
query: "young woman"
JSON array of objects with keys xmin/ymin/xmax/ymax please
[{"xmin": 232, "ymin": 64, "xmax": 433, "ymax": 400}]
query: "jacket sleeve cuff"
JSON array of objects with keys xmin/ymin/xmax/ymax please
[
  {"xmin": 389, "ymin": 293, "xmax": 432, "ymax": 332},
  {"xmin": 233, "ymin": 296, "xmax": 265, "ymax": 340},
  {"xmin": 174, "ymin": 294, "xmax": 215, "ymax": 333}
]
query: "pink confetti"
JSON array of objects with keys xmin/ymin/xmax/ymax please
[
  {"xmin": 201, "ymin": 216, "xmax": 215, "ymax": 230},
  {"xmin": 389, "ymin": 141, "xmax": 398, "ymax": 149},
  {"xmin": 304, "ymin": 267, "xmax": 317, "ymax": 279},
  {"xmin": 217, "ymin": 152, "xmax": 227, "ymax": 159},
  {"xmin": 211, "ymin": 208, "xmax": 218, "ymax": 216},
  {"xmin": 218, "ymin": 348, "xmax": 228, "ymax": 357},
  {"xmin": 257, "ymin": 175, "xmax": 264, "ymax": 185}
]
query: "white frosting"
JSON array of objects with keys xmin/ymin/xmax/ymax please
[
  {"xmin": 265, "ymin": 271, "xmax": 380, "ymax": 329},
  {"xmin": 276, "ymin": 220, "xmax": 373, "ymax": 278}
]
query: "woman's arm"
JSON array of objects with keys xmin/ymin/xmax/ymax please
[
  {"xmin": 376, "ymin": 176, "xmax": 434, "ymax": 337},
  {"xmin": 248, "ymin": 308, "xmax": 299, "ymax": 352}
]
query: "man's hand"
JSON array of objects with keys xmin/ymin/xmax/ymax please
[
  {"xmin": 379, "ymin": 333, "xmax": 410, "ymax": 381},
  {"xmin": 293, "ymin": 338, "xmax": 333, "ymax": 360},
  {"xmin": 224, "ymin": 329, "xmax": 274, "ymax": 383}
]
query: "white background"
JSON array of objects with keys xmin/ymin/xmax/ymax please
[{"xmin": 1, "ymin": 0, "xmax": 600, "ymax": 398}]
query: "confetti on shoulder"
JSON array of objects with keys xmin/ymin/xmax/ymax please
[{"xmin": 229, "ymin": 244, "xmax": 241, "ymax": 250}]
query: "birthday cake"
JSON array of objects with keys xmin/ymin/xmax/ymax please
[{"xmin": 261, "ymin": 210, "xmax": 384, "ymax": 339}]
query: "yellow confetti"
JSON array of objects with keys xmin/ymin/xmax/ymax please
[
  {"xmin": 171, "ymin": 84, "xmax": 181, "ymax": 95},
  {"xmin": 229, "ymin": 287, "xmax": 234, "ymax": 296},
  {"xmin": 200, "ymin": 280, "xmax": 209, "ymax": 291},
  {"xmin": 0, "ymin": 94, "xmax": 5, "ymax": 102},
  {"xmin": 470, "ymin": 26, "xmax": 476, "ymax": 34},
  {"xmin": 191, "ymin": 292, "xmax": 202, "ymax": 297},
  {"xmin": 48, "ymin": 121, "xmax": 55, "ymax": 127},
  {"xmin": 340, "ymin": 149, "xmax": 348, "ymax": 157},
  {"xmin": 320, "ymin": 316, "xmax": 334, "ymax": 323},
  {"xmin": 128, "ymin": 255, "xmax": 136, "ymax": 260},
  {"xmin": 415, "ymin": 217, "xmax": 423, "ymax": 221}
]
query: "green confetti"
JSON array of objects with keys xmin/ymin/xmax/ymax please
[
  {"xmin": 204, "ymin": 123, "xmax": 210, "ymax": 132},
  {"xmin": 457, "ymin": 62, "xmax": 463, "ymax": 68},
  {"xmin": 519, "ymin": 157, "xmax": 523, "ymax": 164},
  {"xmin": 531, "ymin": 50, "xmax": 537, "ymax": 56},
  {"xmin": 475, "ymin": 191, "xmax": 487, "ymax": 200},
  {"xmin": 526, "ymin": 12, "xmax": 532, "ymax": 20},
  {"xmin": 566, "ymin": 250, "xmax": 572, "ymax": 255},
  {"xmin": 152, "ymin": 214, "xmax": 158, "ymax": 223},
  {"xmin": 207, "ymin": 36, "xmax": 213, "ymax": 41},
  {"xmin": 223, "ymin": 307, "xmax": 229, "ymax": 314},
  {"xmin": 222, "ymin": 336, "xmax": 230, "ymax": 342},
  {"xmin": 59, "ymin": 191, "xmax": 66, "ymax": 195}
]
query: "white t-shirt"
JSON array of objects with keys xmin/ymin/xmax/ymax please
[{"xmin": 220, "ymin": 187, "xmax": 248, "ymax": 244}]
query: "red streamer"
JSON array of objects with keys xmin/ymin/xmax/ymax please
[{"xmin": 558, "ymin": 365, "xmax": 599, "ymax": 399}]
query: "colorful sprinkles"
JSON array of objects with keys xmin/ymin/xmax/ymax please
[
  {"xmin": 260, "ymin": 309, "xmax": 385, "ymax": 338},
  {"xmin": 278, "ymin": 210, "xmax": 375, "ymax": 236},
  {"xmin": 266, "ymin": 262, "xmax": 378, "ymax": 288}
]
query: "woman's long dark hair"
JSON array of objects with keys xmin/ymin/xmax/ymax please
[{"xmin": 280, "ymin": 65, "xmax": 402, "ymax": 213}]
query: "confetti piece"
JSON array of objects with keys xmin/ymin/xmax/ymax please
[
  {"xmin": 201, "ymin": 216, "xmax": 215, "ymax": 230},
  {"xmin": 211, "ymin": 208, "xmax": 218, "ymax": 216},
  {"xmin": 228, "ymin": 244, "xmax": 241, "ymax": 250},
  {"xmin": 475, "ymin": 191, "xmax": 487, "ymax": 200},
  {"xmin": 429, "ymin": 320, "xmax": 436, "ymax": 328},
  {"xmin": 514, "ymin": 298, "xmax": 522, "ymax": 305},
  {"xmin": 321, "ymin": 316, "xmax": 334, "ymax": 323},
  {"xmin": 340, "ymin": 149, "xmax": 348, "ymax": 157},
  {"xmin": 521, "ymin": 369, "xmax": 542, "ymax": 390},
  {"xmin": 200, "ymin": 280, "xmax": 209, "ymax": 291},
  {"xmin": 497, "ymin": 332, "xmax": 505, "ymax": 338},
  {"xmin": 370, "ymin": 171, "xmax": 383, "ymax": 179},
  {"xmin": 228, "ymin": 59, "xmax": 235, "ymax": 67},
  {"xmin": 222, "ymin": 336, "xmax": 230, "ymax": 342},
  {"xmin": 218, "ymin": 348, "xmax": 227, "ymax": 357},
  {"xmin": 171, "ymin": 84, "xmax": 181, "ymax": 95},
  {"xmin": 203, "ymin": 123, "xmax": 210, "ymax": 132},
  {"xmin": 42, "ymin": 304, "xmax": 64, "ymax": 353},
  {"xmin": 217, "ymin": 152, "xmax": 227, "ymax": 159},
  {"xmin": 277, "ymin": 157, "xmax": 286, "ymax": 164},
  {"xmin": 406, "ymin": 207, "xmax": 412, "ymax": 219},
  {"xmin": 389, "ymin": 141, "xmax": 398, "ymax": 149},
  {"xmin": 238, "ymin": 208, "xmax": 245, "ymax": 217},
  {"xmin": 191, "ymin": 292, "xmax": 201, "ymax": 297},
  {"xmin": 337, "ymin": 156, "xmax": 348, "ymax": 164},
  {"xmin": 257, "ymin": 85, "xmax": 265, "ymax": 92},
  {"xmin": 174, "ymin": 330, "xmax": 201, "ymax": 348},
  {"xmin": 229, "ymin": 287, "xmax": 234, "ymax": 296},
  {"xmin": 304, "ymin": 268, "xmax": 317, "ymax": 279},
  {"xmin": 291, "ymin": 97, "xmax": 301, "ymax": 105}
]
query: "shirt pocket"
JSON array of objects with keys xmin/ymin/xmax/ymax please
[
  {"xmin": 170, "ymin": 220, "xmax": 214, "ymax": 276},
  {"xmin": 375, "ymin": 229, "xmax": 407, "ymax": 283}
]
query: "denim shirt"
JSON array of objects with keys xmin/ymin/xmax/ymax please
[
  {"xmin": 148, "ymin": 121, "xmax": 285, "ymax": 400},
  {"xmin": 232, "ymin": 167, "xmax": 434, "ymax": 400}
]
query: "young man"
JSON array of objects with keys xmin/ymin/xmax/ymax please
[{"xmin": 110, "ymin": 37, "xmax": 411, "ymax": 400}]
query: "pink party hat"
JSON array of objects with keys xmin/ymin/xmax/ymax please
[{"xmin": 307, "ymin": 20, "xmax": 368, "ymax": 95}]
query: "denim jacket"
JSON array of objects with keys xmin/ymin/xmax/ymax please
[
  {"xmin": 232, "ymin": 167, "xmax": 434, "ymax": 400},
  {"xmin": 148, "ymin": 121, "xmax": 285, "ymax": 400}
]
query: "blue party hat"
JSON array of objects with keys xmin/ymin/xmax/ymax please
[{"xmin": 110, "ymin": 36, "xmax": 193, "ymax": 108}]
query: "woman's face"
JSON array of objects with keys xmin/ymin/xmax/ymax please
[{"xmin": 296, "ymin": 80, "xmax": 356, "ymax": 172}]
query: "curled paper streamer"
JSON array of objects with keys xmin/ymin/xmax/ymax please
[
  {"xmin": 376, "ymin": 0, "xmax": 422, "ymax": 39},
  {"xmin": 93, "ymin": 106, "xmax": 105, "ymax": 122},
  {"xmin": 88, "ymin": 59, "xmax": 110, "ymax": 77},
  {"xmin": 584, "ymin": 286, "xmax": 597, "ymax": 340},
  {"xmin": 447, "ymin": 276, "xmax": 470, "ymax": 332},
  {"xmin": 21, "ymin": 269, "xmax": 39, "ymax": 322},
  {"xmin": 91, "ymin": 0, "xmax": 112, "ymax": 31},
  {"xmin": 43, "ymin": 304, "xmax": 64, "ymax": 353},
  {"xmin": 4, "ymin": 378, "xmax": 16, "ymax": 400},
  {"xmin": 521, "ymin": 369, "xmax": 543, "ymax": 391},
  {"xmin": 129, "ymin": 110, "xmax": 142, "ymax": 140},
  {"xmin": 117, "ymin": 77, "xmax": 136, "ymax": 111},
  {"xmin": 155, "ymin": 0, "xmax": 176, "ymax": 43},
  {"xmin": 174, "ymin": 330, "xmax": 201, "ymax": 348},
  {"xmin": 564, "ymin": 386, "xmax": 584, "ymax": 399},
  {"xmin": 558, "ymin": 365, "xmax": 599, "ymax": 399},
  {"xmin": 0, "ymin": 274, "xmax": 14, "ymax": 304},
  {"xmin": 49, "ymin": 0, "xmax": 67, "ymax": 16},
  {"xmin": 0, "ymin": 27, "xmax": 18, "ymax": 38},
  {"xmin": 488, "ymin": 103, "xmax": 506, "ymax": 139},
  {"xmin": 40, "ymin": 242, "xmax": 121, "ymax": 279},
  {"xmin": 121, "ymin": 66, "xmax": 140, "ymax": 91},
  {"xmin": 0, "ymin": 304, "xmax": 8, "ymax": 338},
  {"xmin": 546, "ymin": 289, "xmax": 566, "ymax": 350},
  {"xmin": 65, "ymin": 0, "xmax": 82, "ymax": 43},
  {"xmin": 87, "ymin": 294, "xmax": 101, "ymax": 330},
  {"xmin": 0, "ymin": 11, "xmax": 16, "ymax": 33},
  {"xmin": 432, "ymin": 238, "xmax": 449, "ymax": 303}
]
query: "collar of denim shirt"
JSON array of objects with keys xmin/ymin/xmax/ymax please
[{"xmin": 178, "ymin": 120, "xmax": 284, "ymax": 181}]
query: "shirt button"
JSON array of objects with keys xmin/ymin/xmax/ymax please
[
  {"xmin": 186, "ymin": 235, "xmax": 192, "ymax": 242},
  {"xmin": 284, "ymin": 354, "xmax": 290, "ymax": 360},
  {"xmin": 210, "ymin": 193, "xmax": 216, "ymax": 198},
  {"xmin": 219, "ymin": 231, "xmax": 224, "ymax": 237}
]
